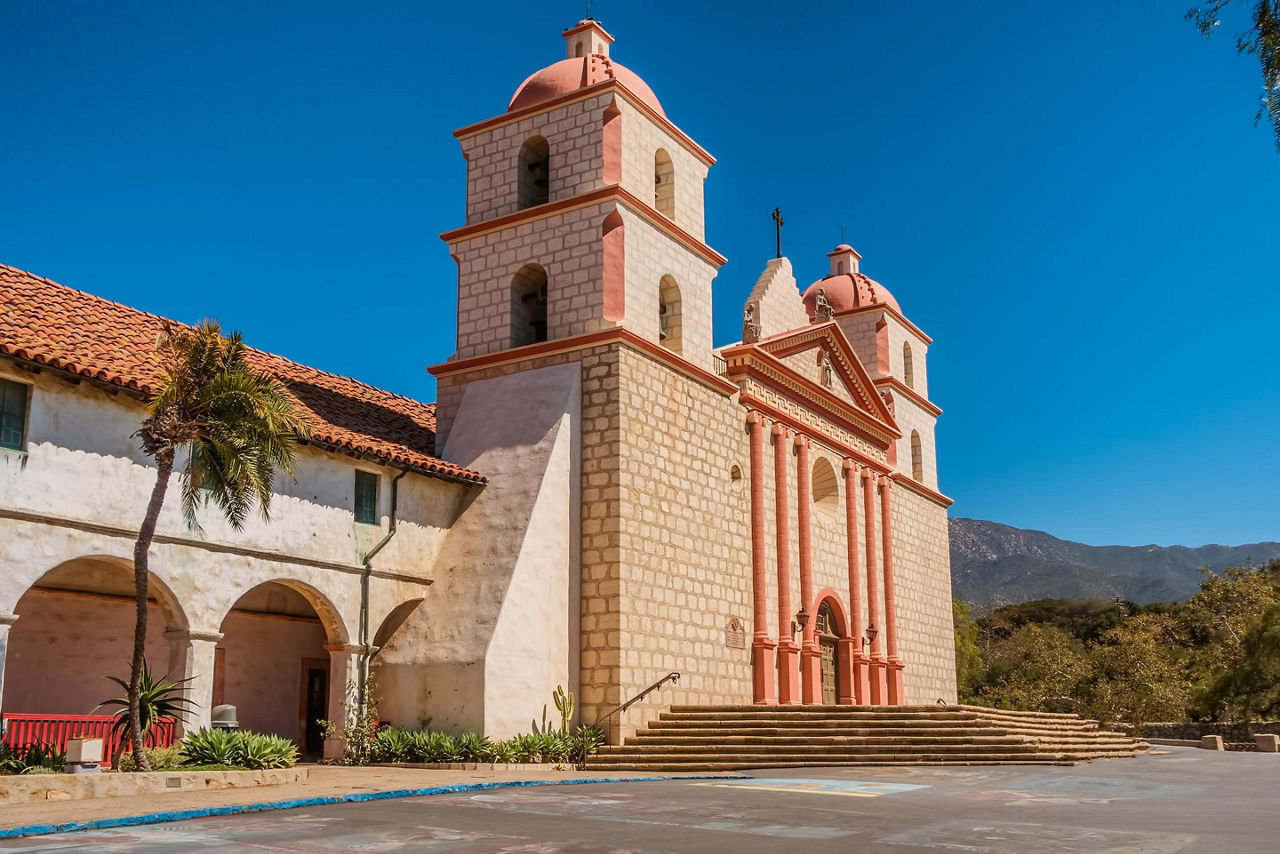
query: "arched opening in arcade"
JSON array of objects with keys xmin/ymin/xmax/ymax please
[
  {"xmin": 5, "ymin": 557, "xmax": 188, "ymax": 722},
  {"xmin": 215, "ymin": 581, "xmax": 346, "ymax": 758}
]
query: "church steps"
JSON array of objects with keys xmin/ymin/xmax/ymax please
[{"xmin": 583, "ymin": 705, "xmax": 1148, "ymax": 772}]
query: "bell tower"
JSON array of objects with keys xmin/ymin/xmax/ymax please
[{"xmin": 434, "ymin": 20, "xmax": 726, "ymax": 445}]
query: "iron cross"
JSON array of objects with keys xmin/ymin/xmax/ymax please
[{"xmin": 772, "ymin": 207, "xmax": 784, "ymax": 259}]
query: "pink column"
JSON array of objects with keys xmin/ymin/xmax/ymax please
[
  {"xmin": 773, "ymin": 424, "xmax": 799, "ymax": 705},
  {"xmin": 748, "ymin": 412, "xmax": 776, "ymax": 704},
  {"xmin": 843, "ymin": 460, "xmax": 870, "ymax": 704},
  {"xmin": 862, "ymin": 468, "xmax": 887, "ymax": 704},
  {"xmin": 880, "ymin": 477, "xmax": 905, "ymax": 704},
  {"xmin": 796, "ymin": 436, "xmax": 821, "ymax": 704}
]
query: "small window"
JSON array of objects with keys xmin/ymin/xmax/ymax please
[
  {"xmin": 903, "ymin": 342, "xmax": 915, "ymax": 389},
  {"xmin": 812, "ymin": 457, "xmax": 839, "ymax": 518},
  {"xmin": 0, "ymin": 378, "xmax": 28, "ymax": 451},
  {"xmin": 354, "ymin": 470, "xmax": 379, "ymax": 525},
  {"xmin": 654, "ymin": 149, "xmax": 675, "ymax": 219},
  {"xmin": 518, "ymin": 136, "xmax": 550, "ymax": 209},
  {"xmin": 911, "ymin": 431, "xmax": 923, "ymax": 482}
]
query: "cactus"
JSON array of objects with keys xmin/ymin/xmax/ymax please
[{"xmin": 552, "ymin": 684, "xmax": 574, "ymax": 733}]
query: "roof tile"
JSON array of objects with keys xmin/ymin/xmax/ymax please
[{"xmin": 0, "ymin": 264, "xmax": 485, "ymax": 485}]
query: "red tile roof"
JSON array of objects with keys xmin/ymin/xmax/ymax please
[{"xmin": 0, "ymin": 263, "xmax": 485, "ymax": 484}]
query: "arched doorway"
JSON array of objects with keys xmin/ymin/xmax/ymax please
[
  {"xmin": 6, "ymin": 557, "xmax": 188, "ymax": 718},
  {"xmin": 216, "ymin": 581, "xmax": 346, "ymax": 757},
  {"xmin": 815, "ymin": 601, "xmax": 840, "ymax": 705}
]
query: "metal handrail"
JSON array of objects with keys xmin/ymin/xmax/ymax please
[
  {"xmin": 577, "ymin": 671, "xmax": 681, "ymax": 767},
  {"xmin": 589, "ymin": 671, "xmax": 681, "ymax": 733}
]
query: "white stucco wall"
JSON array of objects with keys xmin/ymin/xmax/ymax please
[
  {"xmin": 376, "ymin": 362, "xmax": 581, "ymax": 737},
  {"xmin": 218, "ymin": 610, "xmax": 328, "ymax": 742}
]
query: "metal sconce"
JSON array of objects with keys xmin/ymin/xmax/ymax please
[
  {"xmin": 863, "ymin": 624, "xmax": 879, "ymax": 648},
  {"xmin": 792, "ymin": 606, "xmax": 810, "ymax": 638}
]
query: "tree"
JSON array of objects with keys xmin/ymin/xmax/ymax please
[
  {"xmin": 977, "ymin": 624, "xmax": 1091, "ymax": 713},
  {"xmin": 1201, "ymin": 601, "xmax": 1280, "ymax": 721},
  {"xmin": 129, "ymin": 320, "xmax": 309, "ymax": 770},
  {"xmin": 953, "ymin": 600, "xmax": 984, "ymax": 702},
  {"xmin": 1187, "ymin": 1, "xmax": 1280, "ymax": 148},
  {"xmin": 1088, "ymin": 614, "xmax": 1191, "ymax": 734}
]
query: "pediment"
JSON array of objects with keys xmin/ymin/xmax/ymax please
[{"xmin": 727, "ymin": 322, "xmax": 897, "ymax": 433}]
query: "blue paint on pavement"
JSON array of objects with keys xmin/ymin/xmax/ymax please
[{"xmin": 0, "ymin": 774, "xmax": 750, "ymax": 840}]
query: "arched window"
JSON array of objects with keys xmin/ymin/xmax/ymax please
[
  {"xmin": 903, "ymin": 342, "xmax": 915, "ymax": 389},
  {"xmin": 911, "ymin": 430, "xmax": 923, "ymax": 481},
  {"xmin": 658, "ymin": 275, "xmax": 682, "ymax": 354},
  {"xmin": 574, "ymin": 41, "xmax": 584, "ymax": 57},
  {"xmin": 654, "ymin": 149, "xmax": 675, "ymax": 219},
  {"xmin": 510, "ymin": 263, "xmax": 548, "ymax": 347},
  {"xmin": 518, "ymin": 136, "xmax": 550, "ymax": 209},
  {"xmin": 812, "ymin": 457, "xmax": 839, "ymax": 518}
]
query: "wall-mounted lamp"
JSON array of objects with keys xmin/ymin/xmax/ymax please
[
  {"xmin": 862, "ymin": 623, "xmax": 879, "ymax": 648},
  {"xmin": 792, "ymin": 607, "xmax": 810, "ymax": 638}
]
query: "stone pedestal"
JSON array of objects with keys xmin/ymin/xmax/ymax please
[
  {"xmin": 166, "ymin": 628, "xmax": 223, "ymax": 734},
  {"xmin": 887, "ymin": 660, "xmax": 905, "ymax": 705},
  {"xmin": 835, "ymin": 638, "xmax": 858, "ymax": 705},
  {"xmin": 1254, "ymin": 734, "xmax": 1279, "ymax": 753},
  {"xmin": 1199, "ymin": 734, "xmax": 1224, "ymax": 751},
  {"xmin": 868, "ymin": 659, "xmax": 888, "ymax": 705},
  {"xmin": 751, "ymin": 637, "xmax": 777, "ymax": 705},
  {"xmin": 799, "ymin": 645, "xmax": 822, "ymax": 705},
  {"xmin": 776, "ymin": 641, "xmax": 800, "ymax": 705}
]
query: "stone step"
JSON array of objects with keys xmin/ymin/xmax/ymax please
[
  {"xmin": 656, "ymin": 710, "xmax": 1103, "ymax": 728},
  {"xmin": 586, "ymin": 752, "xmax": 1115, "ymax": 769},
  {"xmin": 613, "ymin": 735, "xmax": 1129, "ymax": 749},
  {"xmin": 600, "ymin": 743, "xmax": 1145, "ymax": 758},
  {"xmin": 645, "ymin": 727, "xmax": 1126, "ymax": 737}
]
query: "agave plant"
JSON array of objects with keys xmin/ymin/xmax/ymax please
[
  {"xmin": 97, "ymin": 660, "xmax": 195, "ymax": 761},
  {"xmin": 513, "ymin": 733, "xmax": 542, "ymax": 763},
  {"xmin": 493, "ymin": 738, "xmax": 520, "ymax": 764},
  {"xmin": 372, "ymin": 727, "xmax": 413, "ymax": 763},
  {"xmin": 180, "ymin": 727, "xmax": 239, "ymax": 766},
  {"xmin": 457, "ymin": 732, "xmax": 496, "ymax": 763},
  {"xmin": 0, "ymin": 742, "xmax": 66, "ymax": 775}
]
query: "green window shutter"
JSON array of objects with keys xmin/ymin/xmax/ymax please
[
  {"xmin": 354, "ymin": 470, "xmax": 378, "ymax": 524},
  {"xmin": 0, "ymin": 378, "xmax": 28, "ymax": 451}
]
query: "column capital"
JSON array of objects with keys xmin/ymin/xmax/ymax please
[
  {"xmin": 792, "ymin": 433, "xmax": 809, "ymax": 449},
  {"xmin": 841, "ymin": 458, "xmax": 859, "ymax": 473},
  {"xmin": 324, "ymin": 642, "xmax": 363, "ymax": 655},
  {"xmin": 861, "ymin": 466, "xmax": 877, "ymax": 481},
  {"xmin": 878, "ymin": 475, "xmax": 893, "ymax": 489},
  {"xmin": 165, "ymin": 628, "xmax": 224, "ymax": 643},
  {"xmin": 771, "ymin": 423, "xmax": 789, "ymax": 439},
  {"xmin": 0, "ymin": 611, "xmax": 17, "ymax": 627},
  {"xmin": 747, "ymin": 410, "xmax": 764, "ymax": 426}
]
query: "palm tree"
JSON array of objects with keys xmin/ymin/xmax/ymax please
[{"xmin": 129, "ymin": 320, "xmax": 309, "ymax": 771}]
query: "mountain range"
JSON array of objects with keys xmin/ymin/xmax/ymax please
[{"xmin": 949, "ymin": 518, "xmax": 1280, "ymax": 608}]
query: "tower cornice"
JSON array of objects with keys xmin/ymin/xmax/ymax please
[
  {"xmin": 453, "ymin": 79, "xmax": 715, "ymax": 168},
  {"xmin": 440, "ymin": 184, "xmax": 727, "ymax": 267}
]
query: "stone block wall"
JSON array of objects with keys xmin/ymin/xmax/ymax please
[
  {"xmin": 461, "ymin": 93, "xmax": 613, "ymax": 224},
  {"xmin": 600, "ymin": 345, "xmax": 752, "ymax": 740},
  {"xmin": 890, "ymin": 483, "xmax": 957, "ymax": 703},
  {"xmin": 616, "ymin": 100, "xmax": 709, "ymax": 241},
  {"xmin": 449, "ymin": 201, "xmax": 614, "ymax": 360},
  {"xmin": 745, "ymin": 258, "xmax": 809, "ymax": 340},
  {"xmin": 616, "ymin": 207, "xmax": 718, "ymax": 373}
]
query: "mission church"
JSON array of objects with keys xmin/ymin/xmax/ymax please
[{"xmin": 0, "ymin": 19, "xmax": 955, "ymax": 754}]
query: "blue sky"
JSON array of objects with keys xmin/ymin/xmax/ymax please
[{"xmin": 2, "ymin": 1, "xmax": 1277, "ymax": 547}]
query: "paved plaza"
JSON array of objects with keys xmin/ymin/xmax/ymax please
[{"xmin": 1, "ymin": 747, "xmax": 1276, "ymax": 852}]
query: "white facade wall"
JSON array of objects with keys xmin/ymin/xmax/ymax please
[
  {"xmin": 745, "ymin": 258, "xmax": 809, "ymax": 340},
  {"xmin": 0, "ymin": 360, "xmax": 470, "ymax": 740}
]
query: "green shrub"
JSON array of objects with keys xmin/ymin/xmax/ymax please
[
  {"xmin": 457, "ymin": 732, "xmax": 495, "ymax": 763},
  {"xmin": 118, "ymin": 746, "xmax": 183, "ymax": 772},
  {"xmin": 492, "ymin": 738, "xmax": 519, "ymax": 764},
  {"xmin": 0, "ymin": 742, "xmax": 66, "ymax": 775},
  {"xmin": 513, "ymin": 733, "xmax": 542, "ymax": 763},
  {"xmin": 574, "ymin": 724, "xmax": 605, "ymax": 757},
  {"xmin": 179, "ymin": 728, "xmax": 297, "ymax": 770},
  {"xmin": 372, "ymin": 727, "xmax": 413, "ymax": 763}
]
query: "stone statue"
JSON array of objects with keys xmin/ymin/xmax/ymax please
[
  {"xmin": 814, "ymin": 287, "xmax": 834, "ymax": 323},
  {"xmin": 743, "ymin": 302, "xmax": 761, "ymax": 343}
]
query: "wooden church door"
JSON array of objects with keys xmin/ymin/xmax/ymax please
[{"xmin": 817, "ymin": 602, "xmax": 839, "ymax": 705}]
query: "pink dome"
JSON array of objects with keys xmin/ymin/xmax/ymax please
[
  {"xmin": 802, "ymin": 273, "xmax": 901, "ymax": 317},
  {"xmin": 508, "ymin": 56, "xmax": 665, "ymax": 117}
]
